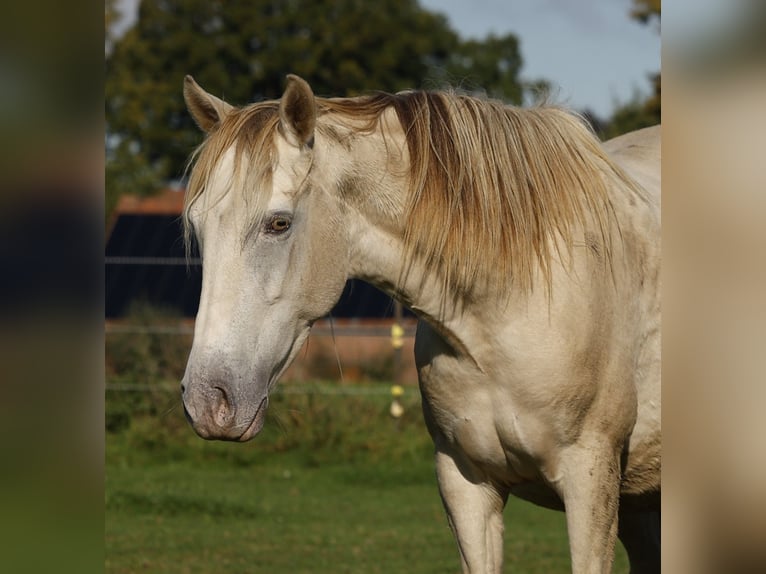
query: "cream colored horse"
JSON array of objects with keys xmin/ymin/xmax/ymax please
[{"xmin": 180, "ymin": 74, "xmax": 661, "ymax": 574}]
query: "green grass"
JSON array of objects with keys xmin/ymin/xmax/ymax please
[{"xmin": 106, "ymin": 382, "xmax": 628, "ymax": 573}]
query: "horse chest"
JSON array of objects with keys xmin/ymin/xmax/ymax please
[{"xmin": 417, "ymin": 353, "xmax": 546, "ymax": 484}]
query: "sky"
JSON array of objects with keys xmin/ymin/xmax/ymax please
[
  {"xmin": 418, "ymin": 0, "xmax": 660, "ymax": 117},
  {"xmin": 113, "ymin": 0, "xmax": 660, "ymax": 118}
]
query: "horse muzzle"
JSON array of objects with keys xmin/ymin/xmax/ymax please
[{"xmin": 181, "ymin": 378, "xmax": 269, "ymax": 442}]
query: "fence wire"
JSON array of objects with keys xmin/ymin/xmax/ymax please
[{"xmin": 105, "ymin": 256, "xmax": 201, "ymax": 266}]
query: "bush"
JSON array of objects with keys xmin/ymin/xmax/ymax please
[
  {"xmin": 106, "ymin": 302, "xmax": 431, "ymax": 467},
  {"xmin": 106, "ymin": 381, "xmax": 432, "ymax": 468},
  {"xmin": 105, "ymin": 301, "xmax": 192, "ymax": 382}
]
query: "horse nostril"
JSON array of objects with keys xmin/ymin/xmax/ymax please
[
  {"xmin": 212, "ymin": 386, "xmax": 234, "ymax": 427},
  {"xmin": 181, "ymin": 382, "xmax": 186, "ymax": 394}
]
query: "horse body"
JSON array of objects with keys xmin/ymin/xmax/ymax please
[
  {"xmin": 180, "ymin": 75, "xmax": 661, "ymax": 573},
  {"xmin": 412, "ymin": 125, "xmax": 661, "ymax": 572}
]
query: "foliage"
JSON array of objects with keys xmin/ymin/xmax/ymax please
[
  {"xmin": 105, "ymin": 0, "xmax": 529, "ymax": 215},
  {"xmin": 631, "ymin": 0, "xmax": 661, "ymax": 27},
  {"xmin": 434, "ymin": 33, "xmax": 526, "ymax": 104},
  {"xmin": 105, "ymin": 140, "xmax": 167, "ymax": 217},
  {"xmin": 106, "ymin": 378, "xmax": 431, "ymax": 465},
  {"xmin": 630, "ymin": 0, "xmax": 661, "ymax": 131},
  {"xmin": 582, "ymin": 93, "xmax": 658, "ymax": 140},
  {"xmin": 105, "ymin": 0, "xmax": 121, "ymax": 48},
  {"xmin": 594, "ymin": 79, "xmax": 661, "ymax": 141},
  {"xmin": 105, "ymin": 301, "xmax": 192, "ymax": 434},
  {"xmin": 105, "ymin": 301, "xmax": 192, "ymax": 383},
  {"xmin": 600, "ymin": 0, "xmax": 661, "ymax": 138},
  {"xmin": 104, "ymin": 1, "xmax": 117, "ymax": 35},
  {"xmin": 586, "ymin": 0, "xmax": 661, "ymax": 139}
]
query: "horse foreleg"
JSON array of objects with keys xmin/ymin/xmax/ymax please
[
  {"xmin": 435, "ymin": 448, "xmax": 507, "ymax": 574},
  {"xmin": 554, "ymin": 440, "xmax": 622, "ymax": 574}
]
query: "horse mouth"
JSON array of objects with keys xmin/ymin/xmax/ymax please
[{"xmin": 237, "ymin": 396, "xmax": 268, "ymax": 442}]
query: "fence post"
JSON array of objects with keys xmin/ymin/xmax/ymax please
[{"xmin": 391, "ymin": 301, "xmax": 404, "ymax": 384}]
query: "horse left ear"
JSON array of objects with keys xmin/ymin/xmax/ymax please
[
  {"xmin": 279, "ymin": 74, "xmax": 316, "ymax": 148},
  {"xmin": 184, "ymin": 75, "xmax": 233, "ymax": 132}
]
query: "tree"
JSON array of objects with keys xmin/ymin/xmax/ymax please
[
  {"xmin": 631, "ymin": 0, "xmax": 660, "ymax": 127},
  {"xmin": 631, "ymin": 0, "xmax": 661, "ymax": 27},
  {"xmin": 107, "ymin": 0, "xmax": 456, "ymax": 203},
  {"xmin": 105, "ymin": 0, "xmax": 529, "ymax": 214},
  {"xmin": 105, "ymin": 0, "xmax": 121, "ymax": 52},
  {"xmin": 596, "ymin": 0, "xmax": 660, "ymax": 138},
  {"xmin": 434, "ymin": 33, "xmax": 525, "ymax": 104}
]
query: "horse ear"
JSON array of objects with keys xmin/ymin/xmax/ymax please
[
  {"xmin": 183, "ymin": 75, "xmax": 233, "ymax": 132},
  {"xmin": 279, "ymin": 74, "xmax": 316, "ymax": 148}
]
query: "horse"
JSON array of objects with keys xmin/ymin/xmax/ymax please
[{"xmin": 180, "ymin": 74, "xmax": 661, "ymax": 574}]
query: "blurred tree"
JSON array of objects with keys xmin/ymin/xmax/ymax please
[
  {"xmin": 105, "ymin": 0, "xmax": 530, "ymax": 214},
  {"xmin": 433, "ymin": 33, "xmax": 525, "ymax": 104},
  {"xmin": 631, "ymin": 0, "xmax": 660, "ymax": 129},
  {"xmin": 596, "ymin": 0, "xmax": 660, "ymax": 139},
  {"xmin": 631, "ymin": 0, "xmax": 661, "ymax": 27},
  {"xmin": 105, "ymin": 0, "xmax": 121, "ymax": 49}
]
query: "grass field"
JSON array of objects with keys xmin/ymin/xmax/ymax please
[{"xmin": 105, "ymin": 382, "xmax": 628, "ymax": 573}]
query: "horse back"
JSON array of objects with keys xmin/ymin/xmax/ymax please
[{"xmin": 604, "ymin": 125, "xmax": 661, "ymax": 208}]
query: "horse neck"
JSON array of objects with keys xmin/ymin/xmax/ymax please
[
  {"xmin": 347, "ymin": 215, "xmax": 485, "ymax": 362},
  {"xmin": 329, "ymin": 121, "xmax": 487, "ymax": 363}
]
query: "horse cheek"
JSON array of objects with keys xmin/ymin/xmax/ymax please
[
  {"xmin": 300, "ymin": 202, "xmax": 349, "ymax": 318},
  {"xmin": 303, "ymin": 246, "xmax": 347, "ymax": 318}
]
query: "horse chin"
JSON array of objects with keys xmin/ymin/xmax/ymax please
[{"xmin": 236, "ymin": 396, "xmax": 269, "ymax": 442}]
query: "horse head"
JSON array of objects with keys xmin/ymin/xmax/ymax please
[{"xmin": 180, "ymin": 75, "xmax": 349, "ymax": 441}]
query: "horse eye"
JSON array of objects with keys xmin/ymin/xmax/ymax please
[{"xmin": 267, "ymin": 215, "xmax": 292, "ymax": 234}]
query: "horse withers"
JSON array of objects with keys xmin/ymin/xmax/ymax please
[{"xmin": 180, "ymin": 74, "xmax": 661, "ymax": 573}]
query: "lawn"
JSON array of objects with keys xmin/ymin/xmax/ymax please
[{"xmin": 105, "ymin": 382, "xmax": 628, "ymax": 573}]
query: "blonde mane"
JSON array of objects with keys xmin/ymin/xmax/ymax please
[
  {"xmin": 185, "ymin": 90, "xmax": 643, "ymax": 296},
  {"xmin": 183, "ymin": 102, "xmax": 280, "ymax": 251}
]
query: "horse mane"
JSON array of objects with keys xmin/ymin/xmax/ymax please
[
  {"xmin": 319, "ymin": 91, "xmax": 641, "ymax": 297},
  {"xmin": 184, "ymin": 88, "xmax": 642, "ymax": 297}
]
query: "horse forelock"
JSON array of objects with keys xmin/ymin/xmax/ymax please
[{"xmin": 183, "ymin": 102, "xmax": 281, "ymax": 254}]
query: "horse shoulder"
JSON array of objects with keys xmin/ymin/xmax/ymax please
[{"xmin": 414, "ymin": 275, "xmax": 634, "ymax": 468}]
